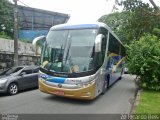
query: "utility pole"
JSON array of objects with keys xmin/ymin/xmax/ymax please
[{"xmin": 13, "ymin": 0, "xmax": 18, "ymax": 66}]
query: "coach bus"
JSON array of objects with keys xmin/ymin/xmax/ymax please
[{"xmin": 33, "ymin": 22, "xmax": 125, "ymax": 100}]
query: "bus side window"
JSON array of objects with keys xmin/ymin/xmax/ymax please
[
  {"xmin": 101, "ymin": 38, "xmax": 107, "ymax": 62},
  {"xmin": 99, "ymin": 27, "xmax": 108, "ymax": 63},
  {"xmin": 43, "ymin": 46, "xmax": 50, "ymax": 62},
  {"xmin": 96, "ymin": 52, "xmax": 102, "ymax": 69},
  {"xmin": 95, "ymin": 27, "xmax": 108, "ymax": 69},
  {"xmin": 108, "ymin": 34, "xmax": 119, "ymax": 55}
]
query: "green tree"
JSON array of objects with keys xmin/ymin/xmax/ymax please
[
  {"xmin": 99, "ymin": 0, "xmax": 160, "ymax": 44},
  {"xmin": 152, "ymin": 28, "xmax": 160, "ymax": 38},
  {"xmin": 98, "ymin": 11, "xmax": 130, "ymax": 44},
  {"xmin": 0, "ymin": 0, "xmax": 13, "ymax": 38},
  {"xmin": 121, "ymin": 0, "xmax": 160, "ymax": 41},
  {"xmin": 126, "ymin": 34, "xmax": 160, "ymax": 90}
]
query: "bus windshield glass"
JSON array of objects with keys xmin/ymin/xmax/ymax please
[{"xmin": 41, "ymin": 29, "xmax": 97, "ymax": 73}]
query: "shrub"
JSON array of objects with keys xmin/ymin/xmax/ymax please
[
  {"xmin": 126, "ymin": 33, "xmax": 160, "ymax": 90},
  {"xmin": 0, "ymin": 31, "xmax": 12, "ymax": 39}
]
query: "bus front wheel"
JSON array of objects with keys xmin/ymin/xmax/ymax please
[{"xmin": 101, "ymin": 79, "xmax": 109, "ymax": 95}]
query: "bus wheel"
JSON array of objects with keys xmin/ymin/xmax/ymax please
[
  {"xmin": 119, "ymin": 69, "xmax": 124, "ymax": 80},
  {"xmin": 101, "ymin": 79, "xmax": 108, "ymax": 95}
]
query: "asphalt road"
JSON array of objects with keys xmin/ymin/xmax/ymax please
[{"xmin": 0, "ymin": 74, "xmax": 136, "ymax": 114}]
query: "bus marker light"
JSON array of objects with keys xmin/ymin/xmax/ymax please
[{"xmin": 86, "ymin": 92, "xmax": 91, "ymax": 96}]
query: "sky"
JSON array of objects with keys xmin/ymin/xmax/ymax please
[
  {"xmin": 9, "ymin": 0, "xmax": 115, "ymax": 23},
  {"xmin": 9, "ymin": 0, "xmax": 160, "ymax": 23}
]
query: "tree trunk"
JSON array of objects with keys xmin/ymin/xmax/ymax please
[{"xmin": 149, "ymin": 0, "xmax": 159, "ymax": 11}]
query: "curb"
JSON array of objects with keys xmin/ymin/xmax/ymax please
[{"xmin": 130, "ymin": 89, "xmax": 142, "ymax": 114}]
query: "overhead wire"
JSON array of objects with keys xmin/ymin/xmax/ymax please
[{"xmin": 17, "ymin": 0, "xmax": 30, "ymax": 7}]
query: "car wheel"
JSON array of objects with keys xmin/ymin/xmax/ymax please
[{"xmin": 8, "ymin": 83, "xmax": 18, "ymax": 95}]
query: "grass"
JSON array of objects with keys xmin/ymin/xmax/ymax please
[{"xmin": 135, "ymin": 90, "xmax": 160, "ymax": 114}]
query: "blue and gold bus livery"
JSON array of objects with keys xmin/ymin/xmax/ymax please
[{"xmin": 33, "ymin": 22, "xmax": 125, "ymax": 100}]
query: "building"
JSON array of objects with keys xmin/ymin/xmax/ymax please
[
  {"xmin": 0, "ymin": 5, "xmax": 70, "ymax": 71},
  {"xmin": 17, "ymin": 5, "xmax": 70, "ymax": 41}
]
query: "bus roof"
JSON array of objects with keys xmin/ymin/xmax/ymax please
[
  {"xmin": 50, "ymin": 22, "xmax": 124, "ymax": 46},
  {"xmin": 50, "ymin": 22, "xmax": 108, "ymax": 30}
]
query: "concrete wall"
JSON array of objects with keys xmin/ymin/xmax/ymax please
[
  {"xmin": 0, "ymin": 38, "xmax": 41, "ymax": 72},
  {"xmin": 0, "ymin": 38, "xmax": 41, "ymax": 55}
]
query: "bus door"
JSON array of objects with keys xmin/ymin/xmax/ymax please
[
  {"xmin": 110, "ymin": 55, "xmax": 120, "ymax": 84},
  {"xmin": 94, "ymin": 70, "xmax": 103, "ymax": 96}
]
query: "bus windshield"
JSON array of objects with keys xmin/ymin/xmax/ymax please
[{"xmin": 41, "ymin": 29, "xmax": 98, "ymax": 73}]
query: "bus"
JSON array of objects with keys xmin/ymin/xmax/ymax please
[{"xmin": 33, "ymin": 22, "xmax": 125, "ymax": 100}]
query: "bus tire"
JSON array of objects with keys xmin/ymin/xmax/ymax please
[
  {"xmin": 101, "ymin": 75, "xmax": 109, "ymax": 95},
  {"xmin": 119, "ymin": 68, "xmax": 124, "ymax": 80}
]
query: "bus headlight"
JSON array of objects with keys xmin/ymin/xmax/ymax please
[
  {"xmin": 86, "ymin": 92, "xmax": 91, "ymax": 96},
  {"xmin": 77, "ymin": 79, "xmax": 95, "ymax": 88},
  {"xmin": 65, "ymin": 78, "xmax": 95, "ymax": 88}
]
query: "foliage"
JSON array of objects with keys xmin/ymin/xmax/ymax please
[
  {"xmin": 121, "ymin": 0, "xmax": 160, "ymax": 42},
  {"xmin": 0, "ymin": 0, "xmax": 13, "ymax": 38},
  {"xmin": 152, "ymin": 28, "xmax": 160, "ymax": 38},
  {"xmin": 99, "ymin": 0, "xmax": 160, "ymax": 44},
  {"xmin": 126, "ymin": 33, "xmax": 160, "ymax": 90},
  {"xmin": 0, "ymin": 31, "xmax": 12, "ymax": 39},
  {"xmin": 98, "ymin": 12, "xmax": 130, "ymax": 44}
]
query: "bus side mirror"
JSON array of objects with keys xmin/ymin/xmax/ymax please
[
  {"xmin": 32, "ymin": 36, "xmax": 46, "ymax": 46},
  {"xmin": 95, "ymin": 34, "xmax": 104, "ymax": 52}
]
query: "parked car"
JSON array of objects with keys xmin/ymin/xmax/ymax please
[{"xmin": 0, "ymin": 66, "xmax": 39, "ymax": 95}]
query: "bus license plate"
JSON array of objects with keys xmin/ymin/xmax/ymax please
[{"xmin": 55, "ymin": 91, "xmax": 65, "ymax": 95}]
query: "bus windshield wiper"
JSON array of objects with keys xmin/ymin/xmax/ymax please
[{"xmin": 65, "ymin": 38, "xmax": 72, "ymax": 65}]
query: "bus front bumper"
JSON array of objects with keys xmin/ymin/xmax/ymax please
[{"xmin": 39, "ymin": 79, "xmax": 96, "ymax": 100}]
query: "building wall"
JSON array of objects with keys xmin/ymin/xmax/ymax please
[
  {"xmin": 19, "ymin": 30, "xmax": 48, "ymax": 41},
  {"xmin": 0, "ymin": 38, "xmax": 41, "ymax": 55},
  {"xmin": 0, "ymin": 38, "xmax": 41, "ymax": 72},
  {"xmin": 0, "ymin": 53, "xmax": 40, "ymax": 71}
]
